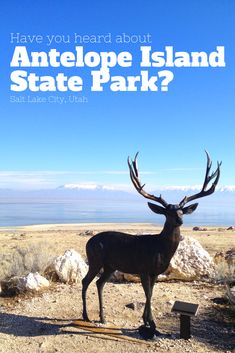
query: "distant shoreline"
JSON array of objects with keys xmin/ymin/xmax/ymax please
[{"xmin": 0, "ymin": 222, "xmax": 231, "ymax": 231}]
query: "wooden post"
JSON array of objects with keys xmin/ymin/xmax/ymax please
[
  {"xmin": 180, "ymin": 314, "xmax": 191, "ymax": 339},
  {"xmin": 171, "ymin": 300, "xmax": 199, "ymax": 340}
]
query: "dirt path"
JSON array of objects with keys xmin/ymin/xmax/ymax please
[
  {"xmin": 0, "ymin": 224, "xmax": 234, "ymax": 352},
  {"xmin": 0, "ymin": 280, "xmax": 234, "ymax": 353}
]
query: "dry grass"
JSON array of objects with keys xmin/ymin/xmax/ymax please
[
  {"xmin": 0, "ymin": 224, "xmax": 234, "ymax": 292},
  {"xmin": 215, "ymin": 261, "xmax": 235, "ymax": 282},
  {"xmin": 214, "ymin": 257, "xmax": 235, "ymax": 307},
  {"xmin": 0, "ymin": 242, "xmax": 56, "ymax": 281}
]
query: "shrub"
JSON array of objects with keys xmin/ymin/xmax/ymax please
[
  {"xmin": 0, "ymin": 242, "xmax": 56, "ymax": 282},
  {"xmin": 214, "ymin": 257, "xmax": 235, "ymax": 306}
]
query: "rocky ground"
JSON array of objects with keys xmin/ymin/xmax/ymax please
[{"xmin": 0, "ymin": 224, "xmax": 234, "ymax": 353}]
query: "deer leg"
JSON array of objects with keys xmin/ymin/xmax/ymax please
[
  {"xmin": 149, "ymin": 275, "xmax": 157, "ymax": 330},
  {"xmin": 96, "ymin": 266, "xmax": 114, "ymax": 324},
  {"xmin": 82, "ymin": 267, "xmax": 100, "ymax": 321},
  {"xmin": 140, "ymin": 274, "xmax": 156, "ymax": 329}
]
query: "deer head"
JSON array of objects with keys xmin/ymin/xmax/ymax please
[{"xmin": 128, "ymin": 151, "xmax": 221, "ymax": 226}]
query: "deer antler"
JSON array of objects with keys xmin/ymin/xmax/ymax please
[
  {"xmin": 128, "ymin": 152, "xmax": 168, "ymax": 208},
  {"xmin": 179, "ymin": 151, "xmax": 221, "ymax": 207}
]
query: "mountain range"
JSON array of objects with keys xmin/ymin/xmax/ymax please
[{"xmin": 0, "ymin": 183, "xmax": 234, "ymax": 205}]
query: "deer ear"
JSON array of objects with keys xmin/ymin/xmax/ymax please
[
  {"xmin": 182, "ymin": 203, "xmax": 198, "ymax": 214},
  {"xmin": 148, "ymin": 202, "xmax": 166, "ymax": 215}
]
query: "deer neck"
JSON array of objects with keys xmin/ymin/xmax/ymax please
[{"xmin": 160, "ymin": 221, "xmax": 181, "ymax": 257}]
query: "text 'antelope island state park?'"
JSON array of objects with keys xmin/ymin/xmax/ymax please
[{"xmin": 9, "ymin": 32, "xmax": 226, "ymax": 93}]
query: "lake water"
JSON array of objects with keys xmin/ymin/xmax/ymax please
[{"xmin": 0, "ymin": 199, "xmax": 234, "ymax": 227}]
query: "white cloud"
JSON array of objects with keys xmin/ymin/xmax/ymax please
[
  {"xmin": 0, "ymin": 171, "xmax": 132, "ymax": 190},
  {"xmin": 0, "ymin": 171, "xmax": 61, "ymax": 189},
  {"xmin": 0, "ymin": 170, "xmax": 151, "ymax": 189},
  {"xmin": 219, "ymin": 185, "xmax": 235, "ymax": 192}
]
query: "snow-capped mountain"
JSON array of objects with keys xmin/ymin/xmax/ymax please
[
  {"xmin": 58, "ymin": 183, "xmax": 116, "ymax": 191},
  {"xmin": 0, "ymin": 184, "xmax": 234, "ymax": 203}
]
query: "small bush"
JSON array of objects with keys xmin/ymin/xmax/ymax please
[
  {"xmin": 214, "ymin": 258, "xmax": 235, "ymax": 306},
  {"xmin": 214, "ymin": 256, "xmax": 235, "ymax": 282},
  {"xmin": 0, "ymin": 242, "xmax": 56, "ymax": 282},
  {"xmin": 214, "ymin": 261, "xmax": 234, "ymax": 282}
]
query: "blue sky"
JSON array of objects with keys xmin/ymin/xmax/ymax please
[{"xmin": 0, "ymin": 1, "xmax": 234, "ymax": 190}]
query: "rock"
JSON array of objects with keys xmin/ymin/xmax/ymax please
[
  {"xmin": 164, "ymin": 237, "xmax": 214, "ymax": 280},
  {"xmin": 112, "ymin": 271, "xmax": 140, "ymax": 283},
  {"xmin": 17, "ymin": 272, "xmax": 50, "ymax": 292},
  {"xmin": 116, "ymin": 272, "xmax": 140, "ymax": 282},
  {"xmin": 114, "ymin": 236, "xmax": 214, "ymax": 282},
  {"xmin": 111, "ymin": 270, "xmax": 125, "ymax": 282},
  {"xmin": 1, "ymin": 272, "xmax": 49, "ymax": 295},
  {"xmin": 50, "ymin": 249, "xmax": 88, "ymax": 283},
  {"xmin": 211, "ymin": 296, "xmax": 229, "ymax": 305},
  {"xmin": 193, "ymin": 226, "xmax": 207, "ymax": 231},
  {"xmin": 79, "ymin": 230, "xmax": 95, "ymax": 237},
  {"xmin": 227, "ymin": 226, "xmax": 234, "ymax": 230},
  {"xmin": 123, "ymin": 273, "xmax": 140, "ymax": 282},
  {"xmin": 112, "ymin": 270, "xmax": 124, "ymax": 282},
  {"xmin": 126, "ymin": 301, "xmax": 145, "ymax": 310}
]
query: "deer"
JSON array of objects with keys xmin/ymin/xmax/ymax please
[{"xmin": 82, "ymin": 151, "xmax": 221, "ymax": 335}]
